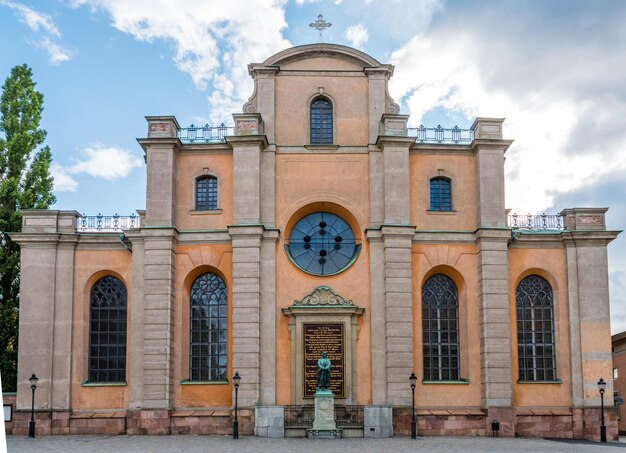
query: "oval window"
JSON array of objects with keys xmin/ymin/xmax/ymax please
[{"xmin": 287, "ymin": 211, "xmax": 359, "ymax": 276}]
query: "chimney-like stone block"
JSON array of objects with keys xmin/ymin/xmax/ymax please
[
  {"xmin": 233, "ymin": 113, "xmax": 264, "ymax": 136},
  {"xmin": 471, "ymin": 117, "xmax": 504, "ymax": 139},
  {"xmin": 380, "ymin": 114, "xmax": 409, "ymax": 136},
  {"xmin": 560, "ymin": 208, "xmax": 608, "ymax": 231},
  {"xmin": 146, "ymin": 115, "xmax": 180, "ymax": 139}
]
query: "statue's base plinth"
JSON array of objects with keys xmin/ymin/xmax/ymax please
[{"xmin": 308, "ymin": 389, "xmax": 342, "ymax": 438}]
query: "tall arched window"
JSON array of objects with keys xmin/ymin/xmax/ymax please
[
  {"xmin": 89, "ymin": 276, "xmax": 127, "ymax": 383},
  {"xmin": 429, "ymin": 177, "xmax": 452, "ymax": 211},
  {"xmin": 196, "ymin": 175, "xmax": 218, "ymax": 210},
  {"xmin": 516, "ymin": 275, "xmax": 557, "ymax": 381},
  {"xmin": 310, "ymin": 97, "xmax": 333, "ymax": 144},
  {"xmin": 190, "ymin": 272, "xmax": 227, "ymax": 381},
  {"xmin": 422, "ymin": 274, "xmax": 460, "ymax": 380}
]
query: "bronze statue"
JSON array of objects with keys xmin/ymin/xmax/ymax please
[{"xmin": 317, "ymin": 351, "xmax": 331, "ymax": 390}]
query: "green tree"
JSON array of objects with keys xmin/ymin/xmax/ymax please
[{"xmin": 0, "ymin": 64, "xmax": 55, "ymax": 392}]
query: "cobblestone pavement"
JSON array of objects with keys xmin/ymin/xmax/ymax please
[{"xmin": 6, "ymin": 435, "xmax": 626, "ymax": 453}]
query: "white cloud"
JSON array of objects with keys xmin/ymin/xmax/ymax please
[
  {"xmin": 69, "ymin": 144, "xmax": 143, "ymax": 180},
  {"xmin": 71, "ymin": 0, "xmax": 291, "ymax": 125},
  {"xmin": 51, "ymin": 162, "xmax": 78, "ymax": 192},
  {"xmin": 0, "ymin": 0, "xmax": 60, "ymax": 36},
  {"xmin": 53, "ymin": 144, "xmax": 143, "ymax": 192},
  {"xmin": 1, "ymin": 0, "xmax": 72, "ymax": 64},
  {"xmin": 35, "ymin": 36, "xmax": 72, "ymax": 65},
  {"xmin": 389, "ymin": 6, "xmax": 626, "ymax": 213},
  {"xmin": 295, "ymin": 0, "xmax": 321, "ymax": 4},
  {"xmin": 345, "ymin": 24, "xmax": 368, "ymax": 49}
]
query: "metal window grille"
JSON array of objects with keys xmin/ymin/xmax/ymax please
[
  {"xmin": 190, "ymin": 273, "xmax": 227, "ymax": 381},
  {"xmin": 516, "ymin": 275, "xmax": 557, "ymax": 381},
  {"xmin": 89, "ymin": 276, "xmax": 127, "ymax": 382},
  {"xmin": 310, "ymin": 97, "xmax": 333, "ymax": 144},
  {"xmin": 430, "ymin": 177, "xmax": 452, "ymax": 211},
  {"xmin": 422, "ymin": 274, "xmax": 460, "ymax": 381},
  {"xmin": 196, "ymin": 176, "xmax": 218, "ymax": 210}
]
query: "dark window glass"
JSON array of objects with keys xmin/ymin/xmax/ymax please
[
  {"xmin": 516, "ymin": 275, "xmax": 557, "ymax": 381},
  {"xmin": 430, "ymin": 177, "xmax": 452, "ymax": 211},
  {"xmin": 422, "ymin": 274, "xmax": 460, "ymax": 381},
  {"xmin": 89, "ymin": 276, "xmax": 127, "ymax": 382},
  {"xmin": 190, "ymin": 273, "xmax": 227, "ymax": 381},
  {"xmin": 196, "ymin": 175, "xmax": 218, "ymax": 210},
  {"xmin": 287, "ymin": 212, "xmax": 357, "ymax": 276},
  {"xmin": 310, "ymin": 97, "xmax": 333, "ymax": 144}
]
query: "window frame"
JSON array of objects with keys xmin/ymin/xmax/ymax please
[
  {"xmin": 88, "ymin": 275, "xmax": 128, "ymax": 384},
  {"xmin": 422, "ymin": 273, "xmax": 461, "ymax": 382},
  {"xmin": 309, "ymin": 96, "xmax": 334, "ymax": 145},
  {"xmin": 516, "ymin": 274, "xmax": 558, "ymax": 382},
  {"xmin": 429, "ymin": 176, "xmax": 452, "ymax": 211},
  {"xmin": 189, "ymin": 272, "xmax": 228, "ymax": 382},
  {"xmin": 195, "ymin": 174, "xmax": 219, "ymax": 211}
]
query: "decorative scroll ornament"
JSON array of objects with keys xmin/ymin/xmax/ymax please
[{"xmin": 293, "ymin": 286, "xmax": 353, "ymax": 306}]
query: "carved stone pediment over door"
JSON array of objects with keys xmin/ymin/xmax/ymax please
[{"xmin": 282, "ymin": 286, "xmax": 364, "ymax": 405}]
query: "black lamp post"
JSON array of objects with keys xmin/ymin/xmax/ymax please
[
  {"xmin": 409, "ymin": 372, "xmax": 417, "ymax": 439},
  {"xmin": 28, "ymin": 373, "xmax": 38, "ymax": 438},
  {"xmin": 598, "ymin": 377, "xmax": 607, "ymax": 443},
  {"xmin": 233, "ymin": 371, "xmax": 241, "ymax": 439}
]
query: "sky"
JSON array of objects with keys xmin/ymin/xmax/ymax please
[{"xmin": 0, "ymin": 0, "xmax": 625, "ymax": 331}]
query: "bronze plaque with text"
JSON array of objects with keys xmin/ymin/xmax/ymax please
[{"xmin": 303, "ymin": 323, "xmax": 344, "ymax": 398}]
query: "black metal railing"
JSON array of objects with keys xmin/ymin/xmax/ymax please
[
  {"xmin": 78, "ymin": 213, "xmax": 140, "ymax": 232},
  {"xmin": 178, "ymin": 123, "xmax": 234, "ymax": 143},
  {"xmin": 284, "ymin": 405, "xmax": 315, "ymax": 428},
  {"xmin": 407, "ymin": 125, "xmax": 474, "ymax": 144},
  {"xmin": 508, "ymin": 213, "xmax": 565, "ymax": 230},
  {"xmin": 284, "ymin": 405, "xmax": 364, "ymax": 429}
]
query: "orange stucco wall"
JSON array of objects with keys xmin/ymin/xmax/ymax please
[
  {"xmin": 174, "ymin": 243, "xmax": 233, "ymax": 408},
  {"xmin": 508, "ymin": 247, "xmax": 572, "ymax": 407},
  {"xmin": 410, "ymin": 153, "xmax": 477, "ymax": 230},
  {"xmin": 175, "ymin": 152, "xmax": 233, "ymax": 231},
  {"xmin": 71, "ymin": 248, "xmax": 132, "ymax": 410},
  {"xmin": 275, "ymin": 73, "xmax": 369, "ymax": 145},
  {"xmin": 412, "ymin": 244, "xmax": 482, "ymax": 407},
  {"xmin": 275, "ymin": 152, "xmax": 371, "ymax": 405}
]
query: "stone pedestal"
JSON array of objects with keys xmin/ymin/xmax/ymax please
[{"xmin": 307, "ymin": 390, "xmax": 342, "ymax": 438}]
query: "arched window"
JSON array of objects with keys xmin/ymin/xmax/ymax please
[
  {"xmin": 89, "ymin": 276, "xmax": 127, "ymax": 382},
  {"xmin": 196, "ymin": 175, "xmax": 218, "ymax": 210},
  {"xmin": 190, "ymin": 272, "xmax": 227, "ymax": 381},
  {"xmin": 422, "ymin": 274, "xmax": 460, "ymax": 380},
  {"xmin": 310, "ymin": 97, "xmax": 333, "ymax": 144},
  {"xmin": 516, "ymin": 275, "xmax": 557, "ymax": 381},
  {"xmin": 429, "ymin": 177, "xmax": 452, "ymax": 211}
]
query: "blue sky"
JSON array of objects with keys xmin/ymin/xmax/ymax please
[{"xmin": 1, "ymin": 0, "xmax": 625, "ymax": 331}]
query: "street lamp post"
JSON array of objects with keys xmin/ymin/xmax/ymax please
[
  {"xmin": 598, "ymin": 377, "xmax": 607, "ymax": 443},
  {"xmin": 233, "ymin": 371, "xmax": 241, "ymax": 439},
  {"xmin": 409, "ymin": 372, "xmax": 417, "ymax": 439},
  {"xmin": 28, "ymin": 373, "xmax": 38, "ymax": 438}
]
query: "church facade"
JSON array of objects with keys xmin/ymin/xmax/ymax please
[{"xmin": 9, "ymin": 44, "xmax": 620, "ymax": 439}]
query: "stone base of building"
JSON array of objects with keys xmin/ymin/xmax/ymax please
[
  {"xmin": 10, "ymin": 408, "xmax": 254, "ymax": 436},
  {"xmin": 392, "ymin": 407, "xmax": 619, "ymax": 440}
]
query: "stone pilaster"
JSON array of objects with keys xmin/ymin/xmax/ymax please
[
  {"xmin": 381, "ymin": 225, "xmax": 415, "ymax": 405},
  {"xmin": 367, "ymin": 229, "xmax": 387, "ymax": 404},
  {"xmin": 260, "ymin": 229, "xmax": 279, "ymax": 404},
  {"xmin": 10, "ymin": 211, "xmax": 80, "ymax": 412},
  {"xmin": 138, "ymin": 116, "xmax": 180, "ymax": 228},
  {"xmin": 471, "ymin": 118, "xmax": 512, "ymax": 228},
  {"xmin": 475, "ymin": 229, "xmax": 512, "ymax": 408},
  {"xmin": 126, "ymin": 232, "xmax": 145, "ymax": 409},
  {"xmin": 141, "ymin": 231, "xmax": 177, "ymax": 410},
  {"xmin": 227, "ymin": 131, "xmax": 268, "ymax": 226},
  {"xmin": 229, "ymin": 225, "xmax": 263, "ymax": 406},
  {"xmin": 562, "ymin": 222, "xmax": 619, "ymax": 408},
  {"xmin": 376, "ymin": 136, "xmax": 414, "ymax": 225}
]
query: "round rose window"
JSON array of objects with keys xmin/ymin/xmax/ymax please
[{"xmin": 287, "ymin": 211, "xmax": 359, "ymax": 276}]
